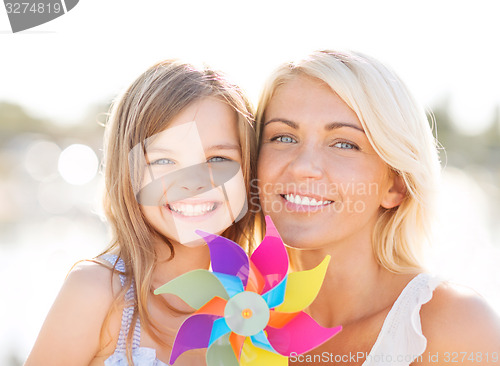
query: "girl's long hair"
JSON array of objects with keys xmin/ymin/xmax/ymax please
[{"xmin": 99, "ymin": 60, "xmax": 258, "ymax": 362}]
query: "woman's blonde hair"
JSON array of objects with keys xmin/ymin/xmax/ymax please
[
  {"xmin": 256, "ymin": 50, "xmax": 441, "ymax": 274},
  {"xmin": 99, "ymin": 59, "xmax": 258, "ymax": 361}
]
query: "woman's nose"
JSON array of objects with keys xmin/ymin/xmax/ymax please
[{"xmin": 289, "ymin": 144, "xmax": 323, "ymax": 180}]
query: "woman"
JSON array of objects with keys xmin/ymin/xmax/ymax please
[
  {"xmin": 25, "ymin": 60, "xmax": 258, "ymax": 365},
  {"xmin": 256, "ymin": 50, "xmax": 500, "ymax": 365}
]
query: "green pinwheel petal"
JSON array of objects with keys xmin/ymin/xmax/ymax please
[
  {"xmin": 154, "ymin": 269, "xmax": 229, "ymax": 309},
  {"xmin": 206, "ymin": 333, "xmax": 239, "ymax": 366}
]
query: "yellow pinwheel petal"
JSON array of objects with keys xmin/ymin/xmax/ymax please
[
  {"xmin": 240, "ymin": 337, "xmax": 288, "ymax": 366},
  {"xmin": 275, "ymin": 255, "xmax": 330, "ymax": 313}
]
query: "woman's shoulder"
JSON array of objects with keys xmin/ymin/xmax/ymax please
[{"xmin": 419, "ymin": 281, "xmax": 500, "ymax": 362}]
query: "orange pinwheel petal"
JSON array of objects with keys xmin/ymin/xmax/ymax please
[
  {"xmin": 267, "ymin": 310, "xmax": 300, "ymax": 328},
  {"xmin": 229, "ymin": 332, "xmax": 246, "ymax": 360},
  {"xmin": 194, "ymin": 296, "xmax": 227, "ymax": 317},
  {"xmin": 245, "ymin": 260, "xmax": 265, "ymax": 293}
]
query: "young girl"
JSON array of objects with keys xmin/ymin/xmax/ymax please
[
  {"xmin": 25, "ymin": 60, "xmax": 258, "ymax": 365},
  {"xmin": 256, "ymin": 50, "xmax": 500, "ymax": 365}
]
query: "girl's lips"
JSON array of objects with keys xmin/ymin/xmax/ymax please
[{"xmin": 166, "ymin": 201, "xmax": 222, "ymax": 221}]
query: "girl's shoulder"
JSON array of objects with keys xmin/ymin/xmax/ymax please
[
  {"xmin": 25, "ymin": 259, "xmax": 123, "ymax": 365},
  {"xmin": 68, "ymin": 257, "xmax": 124, "ymax": 296},
  {"xmin": 419, "ymin": 281, "xmax": 500, "ymax": 364}
]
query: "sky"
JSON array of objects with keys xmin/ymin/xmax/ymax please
[{"xmin": 1, "ymin": 0, "xmax": 499, "ymax": 134}]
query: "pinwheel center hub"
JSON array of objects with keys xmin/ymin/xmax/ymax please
[
  {"xmin": 241, "ymin": 308, "xmax": 253, "ymax": 319},
  {"xmin": 224, "ymin": 291, "xmax": 270, "ymax": 336}
]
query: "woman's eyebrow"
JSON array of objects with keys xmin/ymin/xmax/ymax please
[
  {"xmin": 325, "ymin": 122, "xmax": 365, "ymax": 133},
  {"xmin": 264, "ymin": 118, "xmax": 299, "ymax": 128},
  {"xmin": 264, "ymin": 118, "xmax": 365, "ymax": 133}
]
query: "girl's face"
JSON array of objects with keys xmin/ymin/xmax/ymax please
[
  {"xmin": 257, "ymin": 75, "xmax": 403, "ymax": 250},
  {"xmin": 136, "ymin": 97, "xmax": 247, "ymax": 247}
]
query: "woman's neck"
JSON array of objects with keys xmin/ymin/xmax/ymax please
[{"xmin": 287, "ymin": 234, "xmax": 396, "ymax": 328}]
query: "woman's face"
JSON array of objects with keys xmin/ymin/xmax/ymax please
[
  {"xmin": 135, "ymin": 97, "xmax": 247, "ymax": 247},
  {"xmin": 257, "ymin": 75, "xmax": 400, "ymax": 249}
]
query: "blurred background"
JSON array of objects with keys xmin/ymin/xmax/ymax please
[{"xmin": 1, "ymin": 0, "xmax": 499, "ymax": 364}]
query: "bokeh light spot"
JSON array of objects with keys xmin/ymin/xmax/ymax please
[{"xmin": 58, "ymin": 144, "xmax": 98, "ymax": 185}]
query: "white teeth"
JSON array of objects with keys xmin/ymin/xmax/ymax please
[
  {"xmin": 169, "ymin": 202, "xmax": 216, "ymax": 216},
  {"xmin": 284, "ymin": 194, "xmax": 332, "ymax": 206}
]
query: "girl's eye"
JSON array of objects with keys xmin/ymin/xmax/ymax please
[
  {"xmin": 333, "ymin": 141, "xmax": 359, "ymax": 150},
  {"xmin": 207, "ymin": 156, "xmax": 229, "ymax": 163},
  {"xmin": 149, "ymin": 158, "xmax": 174, "ymax": 165},
  {"xmin": 271, "ymin": 135, "xmax": 297, "ymax": 144}
]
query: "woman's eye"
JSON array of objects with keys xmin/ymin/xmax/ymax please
[
  {"xmin": 333, "ymin": 141, "xmax": 358, "ymax": 150},
  {"xmin": 207, "ymin": 156, "xmax": 229, "ymax": 163},
  {"xmin": 149, "ymin": 158, "xmax": 174, "ymax": 165},
  {"xmin": 272, "ymin": 135, "xmax": 297, "ymax": 143}
]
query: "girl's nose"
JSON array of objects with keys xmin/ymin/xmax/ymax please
[{"xmin": 180, "ymin": 165, "xmax": 211, "ymax": 192}]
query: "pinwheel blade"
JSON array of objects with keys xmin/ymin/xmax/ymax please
[
  {"xmin": 250, "ymin": 330, "xmax": 276, "ymax": 353},
  {"xmin": 170, "ymin": 314, "xmax": 220, "ymax": 364},
  {"xmin": 195, "ymin": 296, "xmax": 227, "ymax": 317},
  {"xmin": 213, "ymin": 272, "xmax": 244, "ymax": 297},
  {"xmin": 266, "ymin": 311, "xmax": 342, "ymax": 356},
  {"xmin": 268, "ymin": 310, "xmax": 300, "ymax": 328},
  {"xmin": 275, "ymin": 255, "xmax": 331, "ymax": 313},
  {"xmin": 206, "ymin": 333, "xmax": 239, "ymax": 366},
  {"xmin": 245, "ymin": 260, "xmax": 265, "ymax": 293},
  {"xmin": 229, "ymin": 332, "xmax": 245, "ymax": 361},
  {"xmin": 261, "ymin": 277, "xmax": 287, "ymax": 309},
  {"xmin": 209, "ymin": 318, "xmax": 231, "ymax": 346},
  {"xmin": 250, "ymin": 216, "xmax": 288, "ymax": 293},
  {"xmin": 196, "ymin": 230, "xmax": 250, "ymax": 286},
  {"xmin": 154, "ymin": 269, "xmax": 229, "ymax": 309},
  {"xmin": 240, "ymin": 337, "xmax": 288, "ymax": 366}
]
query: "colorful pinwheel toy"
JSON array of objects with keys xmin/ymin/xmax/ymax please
[{"xmin": 154, "ymin": 216, "xmax": 342, "ymax": 365}]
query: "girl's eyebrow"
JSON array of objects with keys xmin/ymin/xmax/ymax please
[
  {"xmin": 146, "ymin": 144, "xmax": 239, "ymax": 154},
  {"xmin": 264, "ymin": 118, "xmax": 365, "ymax": 133},
  {"xmin": 145, "ymin": 147, "xmax": 173, "ymax": 154},
  {"xmin": 205, "ymin": 144, "xmax": 240, "ymax": 151}
]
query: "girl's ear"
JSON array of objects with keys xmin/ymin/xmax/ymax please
[{"xmin": 381, "ymin": 172, "xmax": 407, "ymax": 209}]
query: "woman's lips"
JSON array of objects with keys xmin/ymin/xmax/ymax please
[
  {"xmin": 280, "ymin": 193, "xmax": 334, "ymax": 212},
  {"xmin": 281, "ymin": 193, "xmax": 333, "ymax": 206}
]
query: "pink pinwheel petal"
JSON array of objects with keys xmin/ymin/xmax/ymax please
[
  {"xmin": 265, "ymin": 311, "xmax": 342, "ymax": 356},
  {"xmin": 170, "ymin": 314, "xmax": 220, "ymax": 364},
  {"xmin": 196, "ymin": 230, "xmax": 249, "ymax": 286},
  {"xmin": 250, "ymin": 216, "xmax": 288, "ymax": 293}
]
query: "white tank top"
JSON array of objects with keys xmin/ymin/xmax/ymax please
[{"xmin": 362, "ymin": 273, "xmax": 442, "ymax": 365}]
